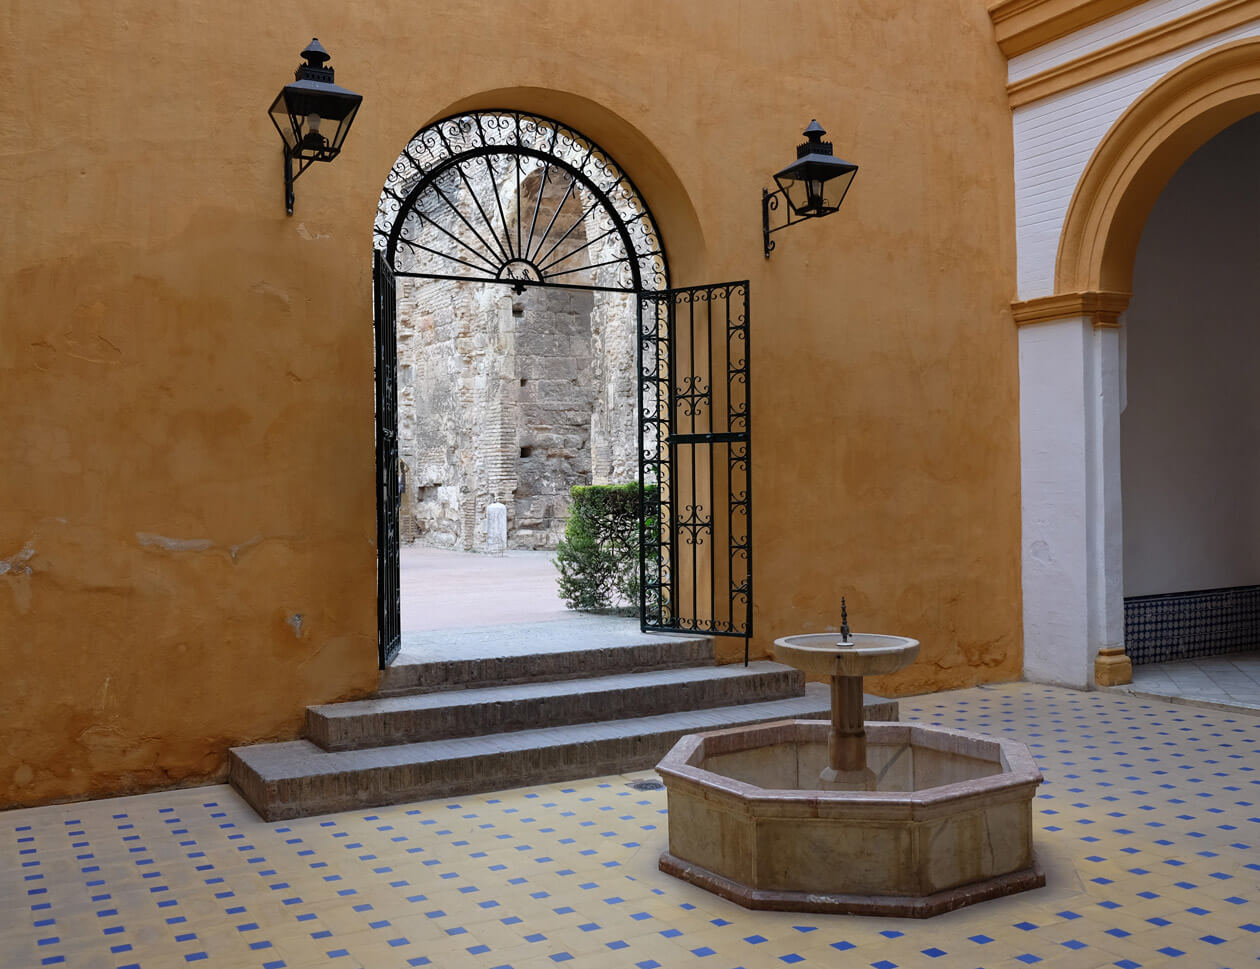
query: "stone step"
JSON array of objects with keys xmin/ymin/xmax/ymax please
[
  {"xmin": 229, "ymin": 685, "xmax": 898, "ymax": 821},
  {"xmin": 308, "ymin": 662, "xmax": 805, "ymax": 751},
  {"xmin": 378, "ymin": 632, "xmax": 714, "ymax": 697}
]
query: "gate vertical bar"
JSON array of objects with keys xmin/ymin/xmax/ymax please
[
  {"xmin": 374, "ymin": 250, "xmax": 403, "ymax": 668},
  {"xmin": 706, "ymin": 291, "xmax": 717, "ymax": 635},
  {"xmin": 687, "ymin": 291, "xmax": 699, "ymax": 628},
  {"xmin": 638, "ymin": 295, "xmax": 654, "ymax": 628},
  {"xmin": 639, "ymin": 291, "xmax": 673, "ymax": 630}
]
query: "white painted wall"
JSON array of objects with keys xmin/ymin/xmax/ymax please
[
  {"xmin": 1121, "ymin": 114, "xmax": 1260, "ymax": 596},
  {"xmin": 1009, "ymin": 0, "xmax": 1210, "ymax": 82},
  {"xmin": 1020, "ymin": 318, "xmax": 1092, "ymax": 687}
]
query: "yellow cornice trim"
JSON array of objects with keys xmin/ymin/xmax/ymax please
[
  {"xmin": 989, "ymin": 0, "xmax": 1144, "ymax": 58},
  {"xmin": 1011, "ymin": 291, "xmax": 1132, "ymax": 327},
  {"xmin": 1008, "ymin": 0, "xmax": 1260, "ymax": 107}
]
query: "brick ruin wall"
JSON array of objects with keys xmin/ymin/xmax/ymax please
[{"xmin": 394, "ymin": 179, "xmax": 639, "ymax": 551}]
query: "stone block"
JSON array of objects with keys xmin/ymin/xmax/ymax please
[
  {"xmin": 486, "ymin": 502, "xmax": 507, "ymax": 555},
  {"xmin": 1094, "ymin": 646, "xmax": 1132, "ymax": 686}
]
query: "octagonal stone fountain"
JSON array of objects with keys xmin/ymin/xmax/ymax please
[{"xmin": 656, "ymin": 603, "xmax": 1044, "ymax": 917}]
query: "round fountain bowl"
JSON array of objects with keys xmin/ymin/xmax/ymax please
[
  {"xmin": 773, "ymin": 632, "xmax": 920, "ymax": 677},
  {"xmin": 656, "ymin": 720, "xmax": 1044, "ymax": 917}
]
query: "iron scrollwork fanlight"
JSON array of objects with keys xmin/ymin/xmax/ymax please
[
  {"xmin": 268, "ymin": 39, "xmax": 363, "ymax": 215},
  {"xmin": 762, "ymin": 120, "xmax": 858, "ymax": 257}
]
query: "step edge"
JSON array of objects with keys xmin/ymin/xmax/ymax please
[
  {"xmin": 377, "ymin": 641, "xmax": 717, "ymax": 695},
  {"xmin": 239, "ymin": 687, "xmax": 896, "ymax": 779},
  {"xmin": 318, "ymin": 662, "xmax": 800, "ymax": 718},
  {"xmin": 306, "ymin": 670, "xmax": 809, "ymax": 751}
]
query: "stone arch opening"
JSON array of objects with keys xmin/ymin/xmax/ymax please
[
  {"xmin": 373, "ymin": 109, "xmax": 670, "ymax": 600},
  {"xmin": 372, "ymin": 104, "xmax": 750, "ymax": 662}
]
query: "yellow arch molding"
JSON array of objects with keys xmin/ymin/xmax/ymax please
[{"xmin": 1056, "ymin": 37, "xmax": 1260, "ymax": 296}]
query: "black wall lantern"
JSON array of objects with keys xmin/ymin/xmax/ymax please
[
  {"xmin": 762, "ymin": 120, "xmax": 858, "ymax": 257},
  {"xmin": 268, "ymin": 39, "xmax": 363, "ymax": 215}
]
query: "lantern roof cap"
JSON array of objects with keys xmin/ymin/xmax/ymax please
[
  {"xmin": 774, "ymin": 120, "xmax": 857, "ymax": 183},
  {"xmin": 301, "ymin": 38, "xmax": 331, "ymax": 66}
]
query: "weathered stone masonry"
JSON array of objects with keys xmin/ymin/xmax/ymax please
[{"xmin": 396, "ymin": 285, "xmax": 638, "ymax": 551}]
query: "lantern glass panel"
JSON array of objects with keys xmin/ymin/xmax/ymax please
[
  {"xmin": 774, "ymin": 161, "xmax": 857, "ymax": 218},
  {"xmin": 271, "ymin": 81, "xmax": 362, "ymax": 161},
  {"xmin": 773, "ymin": 173, "xmax": 807, "ymax": 217},
  {"xmin": 269, "ymin": 92, "xmax": 299, "ymax": 151},
  {"xmin": 821, "ymin": 167, "xmax": 856, "ymax": 214}
]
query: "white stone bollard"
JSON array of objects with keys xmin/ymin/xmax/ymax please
[{"xmin": 486, "ymin": 502, "xmax": 507, "ymax": 555}]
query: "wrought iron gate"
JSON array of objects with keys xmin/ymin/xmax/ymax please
[
  {"xmin": 373, "ymin": 250, "xmax": 402, "ymax": 668},
  {"xmin": 639, "ymin": 282, "xmax": 752, "ymax": 639}
]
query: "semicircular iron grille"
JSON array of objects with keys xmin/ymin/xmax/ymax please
[{"xmin": 375, "ymin": 111, "xmax": 668, "ymax": 294}]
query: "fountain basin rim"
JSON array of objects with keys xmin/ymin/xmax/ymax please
[
  {"xmin": 656, "ymin": 720, "xmax": 1043, "ymax": 822},
  {"xmin": 775, "ymin": 632, "xmax": 920, "ymax": 651},
  {"xmin": 659, "ymin": 852, "xmax": 1046, "ymax": 918},
  {"xmin": 773, "ymin": 634, "xmax": 919, "ymax": 677}
]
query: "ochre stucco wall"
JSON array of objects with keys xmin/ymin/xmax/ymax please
[{"xmin": 0, "ymin": 0, "xmax": 1020, "ymax": 807}]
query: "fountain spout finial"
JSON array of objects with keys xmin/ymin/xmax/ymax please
[{"xmin": 839, "ymin": 597, "xmax": 851, "ymax": 645}]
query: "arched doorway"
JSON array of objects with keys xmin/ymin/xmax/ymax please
[
  {"xmin": 371, "ymin": 110, "xmax": 751, "ymax": 666},
  {"xmin": 1016, "ymin": 38, "xmax": 1260, "ymax": 688},
  {"xmin": 1120, "ymin": 113, "xmax": 1260, "ymax": 669}
]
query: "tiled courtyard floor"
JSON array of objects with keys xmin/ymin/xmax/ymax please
[{"xmin": 4, "ymin": 683, "xmax": 1257, "ymax": 969}]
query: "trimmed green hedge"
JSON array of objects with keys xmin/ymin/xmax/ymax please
[{"xmin": 555, "ymin": 483, "xmax": 658, "ymax": 612}]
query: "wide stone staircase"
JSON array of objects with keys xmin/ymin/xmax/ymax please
[{"xmin": 229, "ymin": 618, "xmax": 896, "ymax": 820}]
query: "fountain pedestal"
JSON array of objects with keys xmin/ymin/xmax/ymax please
[
  {"xmin": 773, "ymin": 632, "xmax": 921, "ymax": 790},
  {"xmin": 824, "ymin": 673, "xmax": 872, "ymax": 787}
]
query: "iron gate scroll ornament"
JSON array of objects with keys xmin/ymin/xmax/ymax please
[
  {"xmin": 375, "ymin": 112, "xmax": 667, "ymax": 294},
  {"xmin": 372, "ymin": 111, "xmax": 750, "ymax": 664}
]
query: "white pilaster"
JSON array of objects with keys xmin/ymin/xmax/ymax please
[{"xmin": 1019, "ymin": 315, "xmax": 1128, "ymax": 689}]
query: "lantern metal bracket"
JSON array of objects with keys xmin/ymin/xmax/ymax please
[
  {"xmin": 283, "ymin": 144, "xmax": 320, "ymax": 216},
  {"xmin": 761, "ymin": 186, "xmax": 817, "ymax": 259}
]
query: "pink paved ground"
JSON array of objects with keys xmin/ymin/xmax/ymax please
[{"xmin": 400, "ymin": 545, "xmax": 571, "ymax": 631}]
